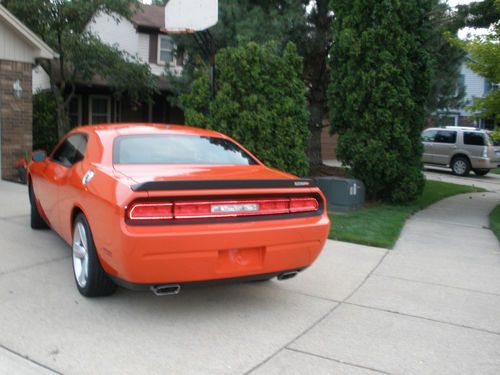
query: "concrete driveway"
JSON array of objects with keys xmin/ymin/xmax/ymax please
[{"xmin": 0, "ymin": 179, "xmax": 499, "ymax": 375}]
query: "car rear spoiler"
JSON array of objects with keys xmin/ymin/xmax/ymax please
[{"xmin": 130, "ymin": 179, "xmax": 316, "ymax": 192}]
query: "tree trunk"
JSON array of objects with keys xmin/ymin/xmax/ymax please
[
  {"xmin": 307, "ymin": 99, "xmax": 327, "ymax": 167},
  {"xmin": 55, "ymin": 99, "xmax": 67, "ymax": 140}
]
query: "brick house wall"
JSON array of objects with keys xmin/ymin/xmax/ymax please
[{"xmin": 0, "ymin": 60, "xmax": 32, "ymax": 181}]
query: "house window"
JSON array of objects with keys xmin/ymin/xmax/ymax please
[
  {"xmin": 158, "ymin": 35, "xmax": 174, "ymax": 65},
  {"xmin": 89, "ymin": 96, "xmax": 110, "ymax": 124},
  {"xmin": 68, "ymin": 96, "xmax": 82, "ymax": 128}
]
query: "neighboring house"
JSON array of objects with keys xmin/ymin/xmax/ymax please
[
  {"xmin": 0, "ymin": 4, "xmax": 57, "ymax": 181},
  {"xmin": 33, "ymin": 3, "xmax": 184, "ymax": 127},
  {"xmin": 433, "ymin": 61, "xmax": 496, "ymax": 130}
]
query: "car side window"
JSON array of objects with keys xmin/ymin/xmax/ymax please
[
  {"xmin": 51, "ymin": 134, "xmax": 88, "ymax": 167},
  {"xmin": 463, "ymin": 132, "xmax": 485, "ymax": 146},
  {"xmin": 434, "ymin": 131, "xmax": 457, "ymax": 144},
  {"xmin": 421, "ymin": 130, "xmax": 437, "ymax": 142}
]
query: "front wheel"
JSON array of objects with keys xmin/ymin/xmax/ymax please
[
  {"xmin": 473, "ymin": 168, "xmax": 489, "ymax": 176},
  {"xmin": 451, "ymin": 156, "xmax": 471, "ymax": 177},
  {"xmin": 72, "ymin": 213, "xmax": 117, "ymax": 297}
]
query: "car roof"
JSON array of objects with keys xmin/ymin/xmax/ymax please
[
  {"xmin": 424, "ymin": 127, "xmax": 485, "ymax": 132},
  {"xmin": 72, "ymin": 123, "xmax": 228, "ymax": 139}
]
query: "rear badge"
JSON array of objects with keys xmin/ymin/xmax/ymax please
[
  {"xmin": 294, "ymin": 181, "xmax": 310, "ymax": 187},
  {"xmin": 211, "ymin": 203, "xmax": 259, "ymax": 213}
]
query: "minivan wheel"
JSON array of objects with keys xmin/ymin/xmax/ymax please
[
  {"xmin": 451, "ymin": 156, "xmax": 470, "ymax": 176},
  {"xmin": 473, "ymin": 168, "xmax": 489, "ymax": 176}
]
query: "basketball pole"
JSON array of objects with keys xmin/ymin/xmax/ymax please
[{"xmin": 193, "ymin": 30, "xmax": 217, "ymax": 99}]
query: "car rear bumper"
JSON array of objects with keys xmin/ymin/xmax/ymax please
[
  {"xmin": 100, "ymin": 214, "xmax": 330, "ymax": 285},
  {"xmin": 470, "ymin": 158, "xmax": 500, "ymax": 169}
]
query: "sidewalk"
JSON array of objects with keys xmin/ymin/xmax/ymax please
[{"xmin": 0, "ymin": 180, "xmax": 499, "ymax": 374}]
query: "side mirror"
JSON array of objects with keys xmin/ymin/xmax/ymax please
[{"xmin": 32, "ymin": 150, "xmax": 47, "ymax": 162}]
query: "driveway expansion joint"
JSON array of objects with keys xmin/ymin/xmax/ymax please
[
  {"xmin": 284, "ymin": 347, "xmax": 391, "ymax": 374},
  {"xmin": 0, "ymin": 343, "xmax": 63, "ymax": 375},
  {"xmin": 344, "ymin": 302, "xmax": 500, "ymax": 336},
  {"xmin": 0, "ymin": 256, "xmax": 70, "ymax": 278},
  {"xmin": 245, "ymin": 250, "xmax": 390, "ymax": 374},
  {"xmin": 371, "ymin": 274, "xmax": 500, "ymax": 297}
]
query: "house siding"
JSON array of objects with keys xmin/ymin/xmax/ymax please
[
  {"xmin": 87, "ymin": 13, "xmax": 138, "ymax": 56},
  {"xmin": 0, "ymin": 21, "xmax": 37, "ymax": 63}
]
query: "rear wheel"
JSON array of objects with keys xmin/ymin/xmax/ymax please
[
  {"xmin": 451, "ymin": 156, "xmax": 471, "ymax": 177},
  {"xmin": 28, "ymin": 183, "xmax": 48, "ymax": 229},
  {"xmin": 72, "ymin": 213, "xmax": 117, "ymax": 297},
  {"xmin": 473, "ymin": 168, "xmax": 489, "ymax": 176}
]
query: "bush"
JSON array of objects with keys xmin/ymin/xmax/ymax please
[
  {"xmin": 33, "ymin": 91, "xmax": 58, "ymax": 152},
  {"xmin": 182, "ymin": 42, "xmax": 310, "ymax": 177},
  {"xmin": 328, "ymin": 0, "xmax": 431, "ymax": 203}
]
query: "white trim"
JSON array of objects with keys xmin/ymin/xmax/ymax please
[
  {"xmin": 157, "ymin": 34, "xmax": 175, "ymax": 66},
  {"xmin": 0, "ymin": 4, "xmax": 58, "ymax": 60},
  {"xmin": 88, "ymin": 95, "xmax": 111, "ymax": 124}
]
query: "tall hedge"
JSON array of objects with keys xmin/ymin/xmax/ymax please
[
  {"xmin": 328, "ymin": 0, "xmax": 432, "ymax": 203},
  {"xmin": 182, "ymin": 42, "xmax": 310, "ymax": 177}
]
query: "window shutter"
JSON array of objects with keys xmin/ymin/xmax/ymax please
[{"xmin": 149, "ymin": 33, "xmax": 158, "ymax": 64}]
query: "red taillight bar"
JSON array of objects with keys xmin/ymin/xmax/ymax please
[
  {"xmin": 126, "ymin": 197, "xmax": 320, "ymax": 222},
  {"xmin": 128, "ymin": 202, "xmax": 173, "ymax": 220}
]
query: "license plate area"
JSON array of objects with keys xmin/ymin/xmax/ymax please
[{"xmin": 217, "ymin": 247, "xmax": 264, "ymax": 274}]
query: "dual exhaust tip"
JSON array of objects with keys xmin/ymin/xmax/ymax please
[{"xmin": 150, "ymin": 270, "xmax": 299, "ymax": 296}]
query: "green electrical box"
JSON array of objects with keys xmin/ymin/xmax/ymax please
[{"xmin": 314, "ymin": 177, "xmax": 365, "ymax": 212}]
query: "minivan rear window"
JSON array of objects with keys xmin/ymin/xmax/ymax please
[
  {"xmin": 464, "ymin": 132, "xmax": 486, "ymax": 146},
  {"xmin": 113, "ymin": 134, "xmax": 258, "ymax": 165}
]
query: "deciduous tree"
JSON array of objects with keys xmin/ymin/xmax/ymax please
[{"xmin": 3, "ymin": 0, "xmax": 158, "ymax": 138}]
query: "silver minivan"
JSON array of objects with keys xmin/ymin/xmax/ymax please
[{"xmin": 421, "ymin": 127, "xmax": 500, "ymax": 176}]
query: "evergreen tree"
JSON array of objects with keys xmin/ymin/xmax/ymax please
[
  {"xmin": 328, "ymin": 0, "xmax": 432, "ymax": 203},
  {"xmin": 182, "ymin": 42, "xmax": 310, "ymax": 177}
]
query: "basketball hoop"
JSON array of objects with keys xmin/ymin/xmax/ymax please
[{"xmin": 164, "ymin": 0, "xmax": 218, "ymax": 34}]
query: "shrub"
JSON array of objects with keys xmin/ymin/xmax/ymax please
[
  {"xmin": 33, "ymin": 91, "xmax": 58, "ymax": 152},
  {"xmin": 182, "ymin": 42, "xmax": 310, "ymax": 177}
]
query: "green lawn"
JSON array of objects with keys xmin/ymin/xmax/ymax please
[
  {"xmin": 491, "ymin": 168, "xmax": 500, "ymax": 175},
  {"xmin": 329, "ymin": 180, "xmax": 484, "ymax": 249},
  {"xmin": 490, "ymin": 205, "xmax": 500, "ymax": 242}
]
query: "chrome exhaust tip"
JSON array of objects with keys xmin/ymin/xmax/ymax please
[
  {"xmin": 151, "ymin": 284, "xmax": 181, "ymax": 296},
  {"xmin": 277, "ymin": 271, "xmax": 299, "ymax": 281}
]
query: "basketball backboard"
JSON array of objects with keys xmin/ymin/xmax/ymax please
[{"xmin": 164, "ymin": 0, "xmax": 218, "ymax": 34}]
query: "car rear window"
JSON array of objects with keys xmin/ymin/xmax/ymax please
[
  {"xmin": 464, "ymin": 132, "xmax": 486, "ymax": 146},
  {"xmin": 113, "ymin": 134, "xmax": 258, "ymax": 165}
]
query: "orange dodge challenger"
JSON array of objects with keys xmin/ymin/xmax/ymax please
[{"xmin": 28, "ymin": 124, "xmax": 330, "ymax": 297}]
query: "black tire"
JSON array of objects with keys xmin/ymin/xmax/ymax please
[
  {"xmin": 473, "ymin": 168, "xmax": 489, "ymax": 176},
  {"xmin": 28, "ymin": 183, "xmax": 49, "ymax": 229},
  {"xmin": 451, "ymin": 156, "xmax": 471, "ymax": 176},
  {"xmin": 72, "ymin": 213, "xmax": 117, "ymax": 297}
]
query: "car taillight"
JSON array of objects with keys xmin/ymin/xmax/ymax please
[
  {"xmin": 127, "ymin": 202, "xmax": 173, "ymax": 220},
  {"xmin": 127, "ymin": 196, "xmax": 319, "ymax": 222},
  {"xmin": 289, "ymin": 197, "xmax": 320, "ymax": 213}
]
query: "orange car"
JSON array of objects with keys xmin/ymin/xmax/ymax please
[{"xmin": 28, "ymin": 124, "xmax": 330, "ymax": 297}]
